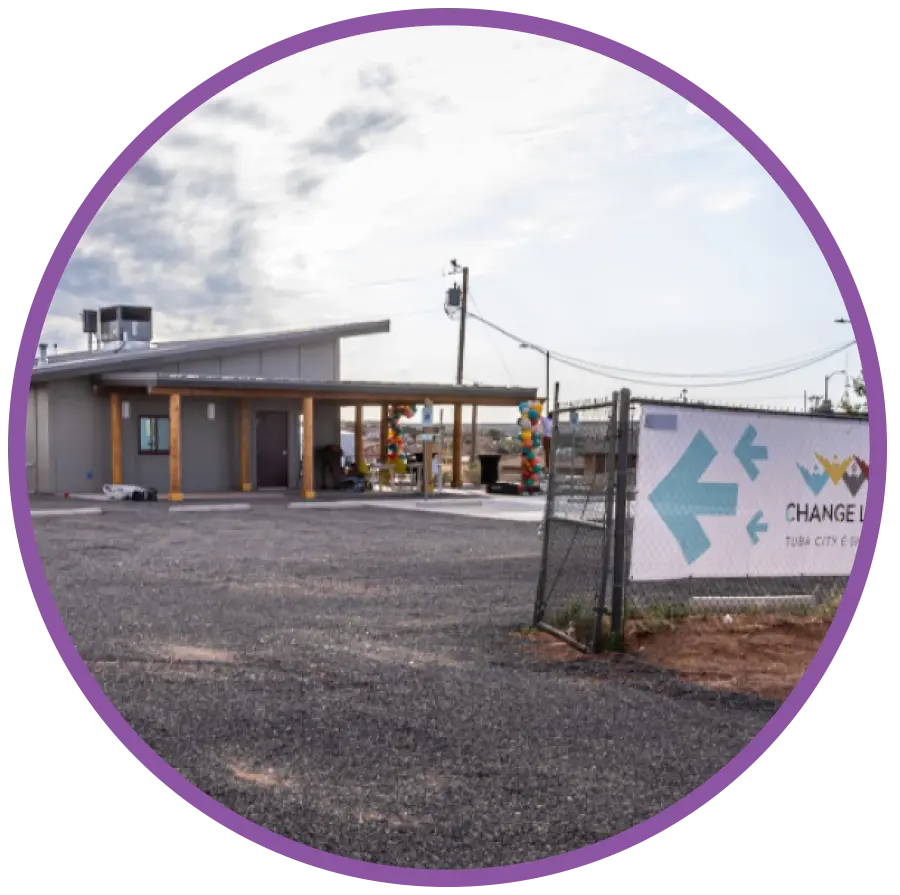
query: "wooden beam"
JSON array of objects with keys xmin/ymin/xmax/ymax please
[
  {"xmin": 302, "ymin": 397, "xmax": 315, "ymax": 500},
  {"xmin": 239, "ymin": 398, "xmax": 252, "ymax": 492},
  {"xmin": 379, "ymin": 404, "xmax": 389, "ymax": 463},
  {"xmin": 146, "ymin": 386, "xmax": 535, "ymax": 407},
  {"xmin": 452, "ymin": 403, "xmax": 463, "ymax": 488},
  {"xmin": 109, "ymin": 392, "xmax": 122, "ymax": 485},
  {"xmin": 168, "ymin": 393, "xmax": 182, "ymax": 501},
  {"xmin": 354, "ymin": 404, "xmax": 364, "ymax": 469}
]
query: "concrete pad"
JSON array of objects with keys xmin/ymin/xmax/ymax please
[
  {"xmin": 415, "ymin": 499, "xmax": 484, "ymax": 508},
  {"xmin": 169, "ymin": 503, "xmax": 252, "ymax": 513},
  {"xmin": 367, "ymin": 494, "xmax": 545, "ymax": 524},
  {"xmin": 286, "ymin": 501, "xmax": 375, "ymax": 509},
  {"xmin": 31, "ymin": 507, "xmax": 104, "ymax": 518}
]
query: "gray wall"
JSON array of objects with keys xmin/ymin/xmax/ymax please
[
  {"xmin": 26, "ymin": 386, "xmax": 51, "ymax": 494},
  {"xmin": 39, "ymin": 380, "xmax": 342, "ymax": 495},
  {"xmin": 37, "ymin": 331, "xmax": 344, "ymax": 494},
  {"xmin": 26, "ymin": 388, "xmax": 37, "ymax": 493},
  {"xmin": 158, "ymin": 340, "xmax": 339, "ymax": 380},
  {"xmin": 48, "ymin": 378, "xmax": 110, "ymax": 495}
]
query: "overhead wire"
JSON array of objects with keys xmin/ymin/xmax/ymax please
[
  {"xmin": 465, "ymin": 309, "xmax": 856, "ymax": 388},
  {"xmin": 468, "ymin": 289, "xmax": 515, "ymax": 385}
]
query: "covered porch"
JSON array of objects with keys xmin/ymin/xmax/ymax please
[{"xmin": 98, "ymin": 373, "xmax": 537, "ymax": 500}]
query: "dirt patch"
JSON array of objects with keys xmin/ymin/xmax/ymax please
[
  {"xmin": 628, "ymin": 615, "xmax": 830, "ymax": 701},
  {"xmin": 516, "ymin": 614, "xmax": 830, "ymax": 701},
  {"xmin": 154, "ymin": 644, "xmax": 237, "ymax": 664},
  {"xmin": 228, "ymin": 762, "xmax": 293, "ymax": 790}
]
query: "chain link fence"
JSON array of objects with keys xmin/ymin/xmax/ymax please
[{"xmin": 534, "ymin": 391, "xmax": 857, "ymax": 652}]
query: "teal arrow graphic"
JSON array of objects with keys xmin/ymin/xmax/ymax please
[
  {"xmin": 734, "ymin": 425, "xmax": 768, "ymax": 481},
  {"xmin": 649, "ymin": 432, "xmax": 739, "ymax": 565},
  {"xmin": 747, "ymin": 510, "xmax": 768, "ymax": 545}
]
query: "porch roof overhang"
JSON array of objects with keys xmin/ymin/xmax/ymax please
[{"xmin": 96, "ymin": 372, "xmax": 539, "ymax": 407}]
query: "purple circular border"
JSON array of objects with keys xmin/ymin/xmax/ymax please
[{"xmin": 7, "ymin": 8, "xmax": 886, "ymax": 889}]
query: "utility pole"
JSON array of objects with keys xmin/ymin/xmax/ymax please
[
  {"xmin": 449, "ymin": 260, "xmax": 469, "ymax": 488},
  {"xmin": 453, "ymin": 261, "xmax": 469, "ymax": 386}
]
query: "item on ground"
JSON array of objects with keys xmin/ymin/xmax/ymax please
[
  {"xmin": 102, "ymin": 484, "xmax": 159, "ymax": 501},
  {"xmin": 316, "ymin": 444, "xmax": 368, "ymax": 492}
]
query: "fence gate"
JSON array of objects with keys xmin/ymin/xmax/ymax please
[
  {"xmin": 534, "ymin": 390, "xmax": 862, "ymax": 651},
  {"xmin": 533, "ymin": 388, "xmax": 633, "ymax": 651}
]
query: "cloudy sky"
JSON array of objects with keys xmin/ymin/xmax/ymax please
[{"xmin": 45, "ymin": 27, "xmax": 858, "ymax": 418}]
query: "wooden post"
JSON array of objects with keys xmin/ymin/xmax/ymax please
[
  {"xmin": 452, "ymin": 403, "xmax": 463, "ymax": 488},
  {"xmin": 302, "ymin": 396, "xmax": 315, "ymax": 499},
  {"xmin": 239, "ymin": 398, "xmax": 252, "ymax": 492},
  {"xmin": 471, "ymin": 404, "xmax": 478, "ymax": 461},
  {"xmin": 379, "ymin": 404, "xmax": 389, "ymax": 463},
  {"xmin": 110, "ymin": 392, "xmax": 122, "ymax": 485},
  {"xmin": 168, "ymin": 393, "xmax": 182, "ymax": 501},
  {"xmin": 354, "ymin": 404, "xmax": 364, "ymax": 470}
]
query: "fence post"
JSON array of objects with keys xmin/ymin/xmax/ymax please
[
  {"xmin": 610, "ymin": 388, "xmax": 632, "ymax": 648},
  {"xmin": 591, "ymin": 391, "xmax": 619, "ymax": 653},
  {"xmin": 533, "ymin": 381, "xmax": 561, "ymax": 627}
]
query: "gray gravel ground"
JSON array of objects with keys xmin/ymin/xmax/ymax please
[{"xmin": 34, "ymin": 501, "xmax": 778, "ymax": 869}]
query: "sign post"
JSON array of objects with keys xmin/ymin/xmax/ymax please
[{"xmin": 422, "ymin": 399, "xmax": 434, "ymax": 501}]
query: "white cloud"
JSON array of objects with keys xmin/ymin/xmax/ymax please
[{"xmin": 44, "ymin": 25, "xmax": 854, "ymax": 414}]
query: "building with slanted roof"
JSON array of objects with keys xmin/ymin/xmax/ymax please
[{"xmin": 27, "ymin": 305, "xmax": 537, "ymax": 499}]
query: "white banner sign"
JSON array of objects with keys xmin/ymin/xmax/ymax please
[{"xmin": 630, "ymin": 404, "xmax": 870, "ymax": 581}]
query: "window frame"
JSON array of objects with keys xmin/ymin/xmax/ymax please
[{"xmin": 138, "ymin": 415, "xmax": 170, "ymax": 456}]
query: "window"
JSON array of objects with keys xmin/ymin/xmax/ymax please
[{"xmin": 139, "ymin": 416, "xmax": 170, "ymax": 454}]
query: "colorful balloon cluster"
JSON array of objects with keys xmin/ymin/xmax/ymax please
[
  {"xmin": 387, "ymin": 403, "xmax": 417, "ymax": 468},
  {"xmin": 518, "ymin": 400, "xmax": 544, "ymax": 490}
]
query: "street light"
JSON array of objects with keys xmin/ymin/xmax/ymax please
[
  {"xmin": 822, "ymin": 368, "xmax": 848, "ymax": 411},
  {"xmin": 519, "ymin": 342, "xmax": 551, "ymax": 413}
]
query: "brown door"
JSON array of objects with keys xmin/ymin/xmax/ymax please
[{"xmin": 256, "ymin": 411, "xmax": 289, "ymax": 488}]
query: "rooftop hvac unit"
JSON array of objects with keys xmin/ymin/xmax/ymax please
[{"xmin": 99, "ymin": 305, "xmax": 153, "ymax": 347}]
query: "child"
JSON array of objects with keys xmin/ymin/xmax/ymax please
[{"xmin": 432, "ymin": 451, "xmax": 443, "ymax": 493}]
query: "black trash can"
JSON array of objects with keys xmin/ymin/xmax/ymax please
[{"xmin": 477, "ymin": 454, "xmax": 502, "ymax": 486}]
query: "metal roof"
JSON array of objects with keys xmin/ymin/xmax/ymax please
[
  {"xmin": 30, "ymin": 319, "xmax": 390, "ymax": 382},
  {"xmin": 97, "ymin": 372, "xmax": 538, "ymax": 406}
]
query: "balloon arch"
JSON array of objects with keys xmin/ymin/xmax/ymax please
[
  {"xmin": 386, "ymin": 403, "xmax": 417, "ymax": 468},
  {"xmin": 518, "ymin": 399, "xmax": 544, "ymax": 491}
]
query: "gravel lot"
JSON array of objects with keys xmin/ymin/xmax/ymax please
[{"xmin": 34, "ymin": 500, "xmax": 778, "ymax": 869}]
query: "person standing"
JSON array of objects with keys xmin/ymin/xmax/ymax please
[{"xmin": 541, "ymin": 412, "xmax": 553, "ymax": 475}]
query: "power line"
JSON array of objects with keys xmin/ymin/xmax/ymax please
[
  {"xmin": 469, "ymin": 289, "xmax": 515, "ymax": 385},
  {"xmin": 551, "ymin": 339, "xmax": 858, "ymax": 379},
  {"xmin": 465, "ymin": 309, "xmax": 856, "ymax": 388},
  {"xmin": 556, "ymin": 343, "xmax": 854, "ymax": 388}
]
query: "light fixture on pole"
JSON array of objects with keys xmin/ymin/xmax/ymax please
[
  {"xmin": 822, "ymin": 368, "xmax": 848, "ymax": 412},
  {"xmin": 519, "ymin": 342, "xmax": 551, "ymax": 414}
]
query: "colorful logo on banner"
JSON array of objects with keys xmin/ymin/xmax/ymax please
[{"xmin": 797, "ymin": 454, "xmax": 869, "ymax": 497}]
